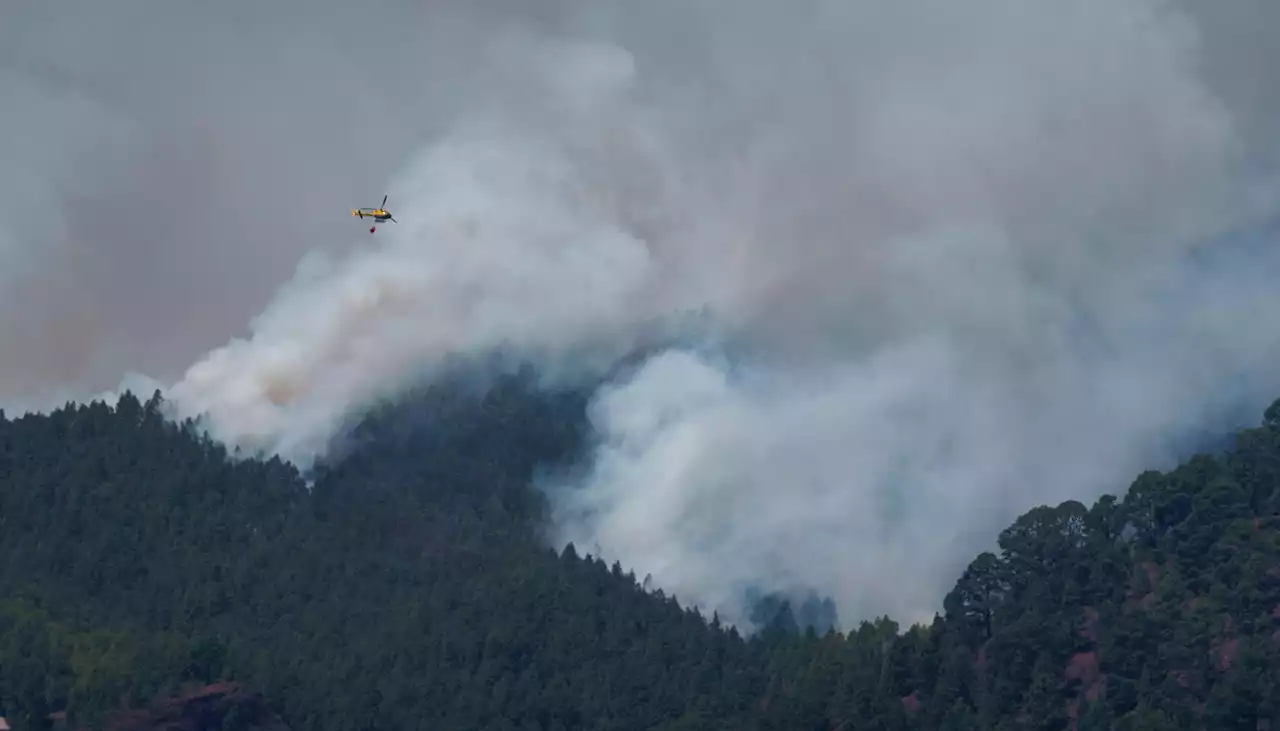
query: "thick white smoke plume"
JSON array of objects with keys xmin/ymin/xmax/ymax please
[{"xmin": 6, "ymin": 0, "xmax": 1280, "ymax": 630}]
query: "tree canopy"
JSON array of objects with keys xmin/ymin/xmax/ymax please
[{"xmin": 1, "ymin": 374, "xmax": 1278, "ymax": 730}]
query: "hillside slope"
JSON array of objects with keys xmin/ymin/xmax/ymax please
[{"xmin": 1, "ymin": 376, "xmax": 1278, "ymax": 730}]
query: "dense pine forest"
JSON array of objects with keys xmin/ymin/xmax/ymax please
[{"xmin": 1, "ymin": 367, "xmax": 1279, "ymax": 731}]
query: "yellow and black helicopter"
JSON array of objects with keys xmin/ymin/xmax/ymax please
[{"xmin": 351, "ymin": 194, "xmax": 398, "ymax": 233}]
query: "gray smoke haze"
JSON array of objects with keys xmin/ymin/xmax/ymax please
[{"xmin": 4, "ymin": 0, "xmax": 1280, "ymax": 630}]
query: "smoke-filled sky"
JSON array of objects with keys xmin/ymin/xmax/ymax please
[{"xmin": 4, "ymin": 0, "xmax": 1280, "ymax": 630}]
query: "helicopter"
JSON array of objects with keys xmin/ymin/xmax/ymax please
[{"xmin": 351, "ymin": 194, "xmax": 398, "ymax": 233}]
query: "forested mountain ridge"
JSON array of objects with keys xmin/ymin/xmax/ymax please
[{"xmin": 1, "ymin": 373, "xmax": 1279, "ymax": 731}]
